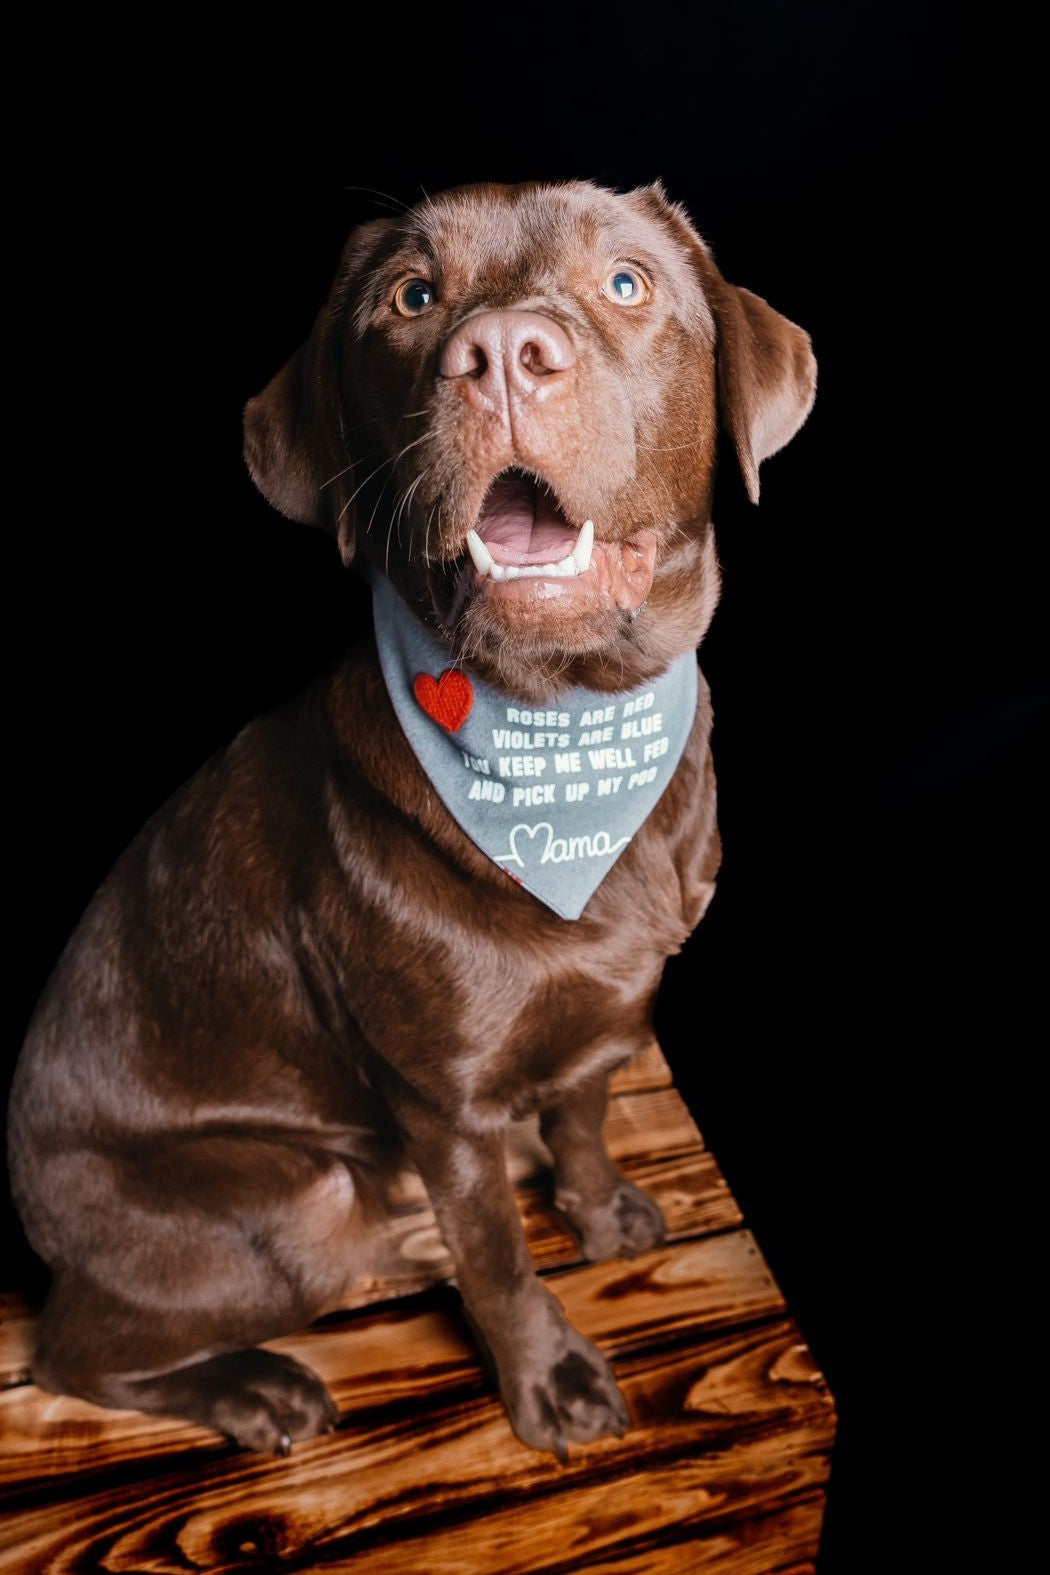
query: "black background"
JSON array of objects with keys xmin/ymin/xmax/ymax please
[{"xmin": 6, "ymin": 6, "xmax": 1044, "ymax": 1570}]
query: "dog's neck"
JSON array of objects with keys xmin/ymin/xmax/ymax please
[{"xmin": 369, "ymin": 572, "xmax": 699, "ymax": 920}]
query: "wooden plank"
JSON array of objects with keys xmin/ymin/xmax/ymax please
[
  {"xmin": 603, "ymin": 1085, "xmax": 703, "ymax": 1155},
  {"xmin": 0, "ymin": 1042, "xmax": 835, "ymax": 1574},
  {"xmin": 0, "ymin": 1232, "xmax": 789, "ymax": 1486},
  {"xmin": 608, "ymin": 1040, "xmax": 672, "ymax": 1094},
  {"xmin": 0, "ymin": 1297, "xmax": 34, "ymax": 1392},
  {"xmin": 0, "ymin": 1314, "xmax": 830, "ymax": 1486},
  {"xmin": 0, "ymin": 1318, "xmax": 833, "ymax": 1574},
  {"xmin": 540, "ymin": 1230, "xmax": 784, "ymax": 1349},
  {"xmin": 568, "ymin": 1497, "xmax": 825, "ymax": 1574},
  {"xmin": 349, "ymin": 1496, "xmax": 828, "ymax": 1575}
]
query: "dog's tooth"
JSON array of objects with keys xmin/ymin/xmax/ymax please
[
  {"xmin": 478, "ymin": 543, "xmax": 589, "ymax": 583},
  {"xmin": 466, "ymin": 529, "xmax": 494, "ymax": 575},
  {"xmin": 573, "ymin": 520, "xmax": 594, "ymax": 572}
]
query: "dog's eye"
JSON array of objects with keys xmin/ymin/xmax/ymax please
[
  {"xmin": 601, "ymin": 267, "xmax": 649, "ymax": 307},
  {"xmin": 393, "ymin": 279, "xmax": 436, "ymax": 316}
]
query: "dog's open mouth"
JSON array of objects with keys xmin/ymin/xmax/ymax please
[
  {"xmin": 466, "ymin": 470, "xmax": 592, "ymax": 582},
  {"xmin": 454, "ymin": 468, "xmax": 658, "ymax": 616}
]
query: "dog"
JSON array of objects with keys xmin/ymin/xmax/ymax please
[{"xmin": 8, "ymin": 179, "xmax": 815, "ymax": 1459}]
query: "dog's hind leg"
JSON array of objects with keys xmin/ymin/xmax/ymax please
[
  {"xmin": 24, "ymin": 1136, "xmax": 360, "ymax": 1451},
  {"xmin": 33, "ymin": 1311, "xmax": 338, "ymax": 1453}
]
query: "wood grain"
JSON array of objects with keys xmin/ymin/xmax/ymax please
[
  {"xmin": 0, "ymin": 1297, "xmax": 33, "ymax": 1393},
  {"xmin": 0, "ymin": 1040, "xmax": 835, "ymax": 1573},
  {"xmin": 1, "ymin": 1319, "xmax": 832, "ymax": 1573},
  {"xmin": 607, "ymin": 1041, "xmax": 672, "ymax": 1094},
  {"xmin": 0, "ymin": 1231, "xmax": 789, "ymax": 1486},
  {"xmin": 568, "ymin": 1497, "xmax": 825, "ymax": 1575}
]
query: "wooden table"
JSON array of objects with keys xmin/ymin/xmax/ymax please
[{"xmin": 0, "ymin": 1045, "xmax": 835, "ymax": 1573}]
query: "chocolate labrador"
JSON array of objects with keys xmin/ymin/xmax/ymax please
[{"xmin": 8, "ymin": 180, "xmax": 815, "ymax": 1458}]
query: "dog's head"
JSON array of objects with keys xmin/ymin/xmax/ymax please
[{"xmin": 245, "ymin": 180, "xmax": 815, "ymax": 700}]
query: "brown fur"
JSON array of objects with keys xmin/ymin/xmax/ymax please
[{"xmin": 8, "ymin": 179, "xmax": 814, "ymax": 1457}]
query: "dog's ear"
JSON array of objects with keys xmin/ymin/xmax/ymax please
[
  {"xmin": 635, "ymin": 183, "xmax": 816, "ymax": 503},
  {"xmin": 243, "ymin": 218, "xmax": 396, "ymax": 565},
  {"xmin": 700, "ymin": 267, "xmax": 817, "ymax": 504},
  {"xmin": 243, "ymin": 314, "xmax": 335, "ymax": 528}
]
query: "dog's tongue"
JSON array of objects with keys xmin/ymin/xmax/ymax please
[{"xmin": 476, "ymin": 475, "xmax": 577, "ymax": 564}]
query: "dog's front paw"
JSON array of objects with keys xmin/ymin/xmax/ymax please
[
  {"xmin": 503, "ymin": 1310, "xmax": 630, "ymax": 1460},
  {"xmin": 558, "ymin": 1178, "xmax": 666, "ymax": 1262}
]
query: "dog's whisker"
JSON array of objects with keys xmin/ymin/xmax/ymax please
[
  {"xmin": 392, "ymin": 485, "xmax": 411, "ymax": 550},
  {"xmin": 387, "ymin": 440, "xmax": 434, "ymax": 543},
  {"xmin": 432, "ymin": 500, "xmax": 445, "ymax": 568},
  {"xmin": 364, "ymin": 464, "xmax": 401, "ymax": 558},
  {"xmin": 416, "ymin": 182, "xmax": 439, "ymax": 226},
  {"xmin": 390, "ymin": 432, "xmax": 432, "ymax": 467},
  {"xmin": 376, "ymin": 461, "xmax": 422, "ymax": 570},
  {"xmin": 407, "ymin": 471, "xmax": 429, "ymax": 535},
  {"xmin": 340, "ymin": 433, "xmax": 433, "ymax": 525},
  {"xmin": 325, "ymin": 413, "xmax": 435, "ymax": 495},
  {"xmin": 321, "ymin": 459, "xmax": 358, "ymax": 490},
  {"xmin": 424, "ymin": 499, "xmax": 436, "ymax": 566},
  {"xmin": 337, "ymin": 455, "xmax": 398, "ymax": 523},
  {"xmin": 394, "ymin": 469, "xmax": 427, "ymax": 551},
  {"xmin": 340, "ymin": 183, "xmax": 414, "ymax": 215},
  {"xmin": 389, "ymin": 485, "xmax": 409, "ymax": 546}
]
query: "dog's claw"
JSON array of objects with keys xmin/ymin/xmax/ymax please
[
  {"xmin": 276, "ymin": 1432, "xmax": 292, "ymax": 1457},
  {"xmin": 552, "ymin": 1433, "xmax": 569, "ymax": 1465}
]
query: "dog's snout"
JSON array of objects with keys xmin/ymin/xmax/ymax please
[{"xmin": 439, "ymin": 310, "xmax": 575, "ymax": 405}]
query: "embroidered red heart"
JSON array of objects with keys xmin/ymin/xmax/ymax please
[{"xmin": 413, "ymin": 670, "xmax": 474, "ymax": 732}]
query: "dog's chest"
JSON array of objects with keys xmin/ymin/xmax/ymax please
[
  {"xmin": 381, "ymin": 866, "xmax": 684, "ymax": 1128},
  {"xmin": 441, "ymin": 1005, "xmax": 655, "ymax": 1129},
  {"xmin": 330, "ymin": 657, "xmax": 718, "ymax": 1126}
]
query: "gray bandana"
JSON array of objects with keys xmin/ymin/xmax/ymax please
[{"xmin": 370, "ymin": 572, "xmax": 698, "ymax": 920}]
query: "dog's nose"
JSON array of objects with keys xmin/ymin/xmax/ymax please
[{"xmin": 439, "ymin": 310, "xmax": 575, "ymax": 404}]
